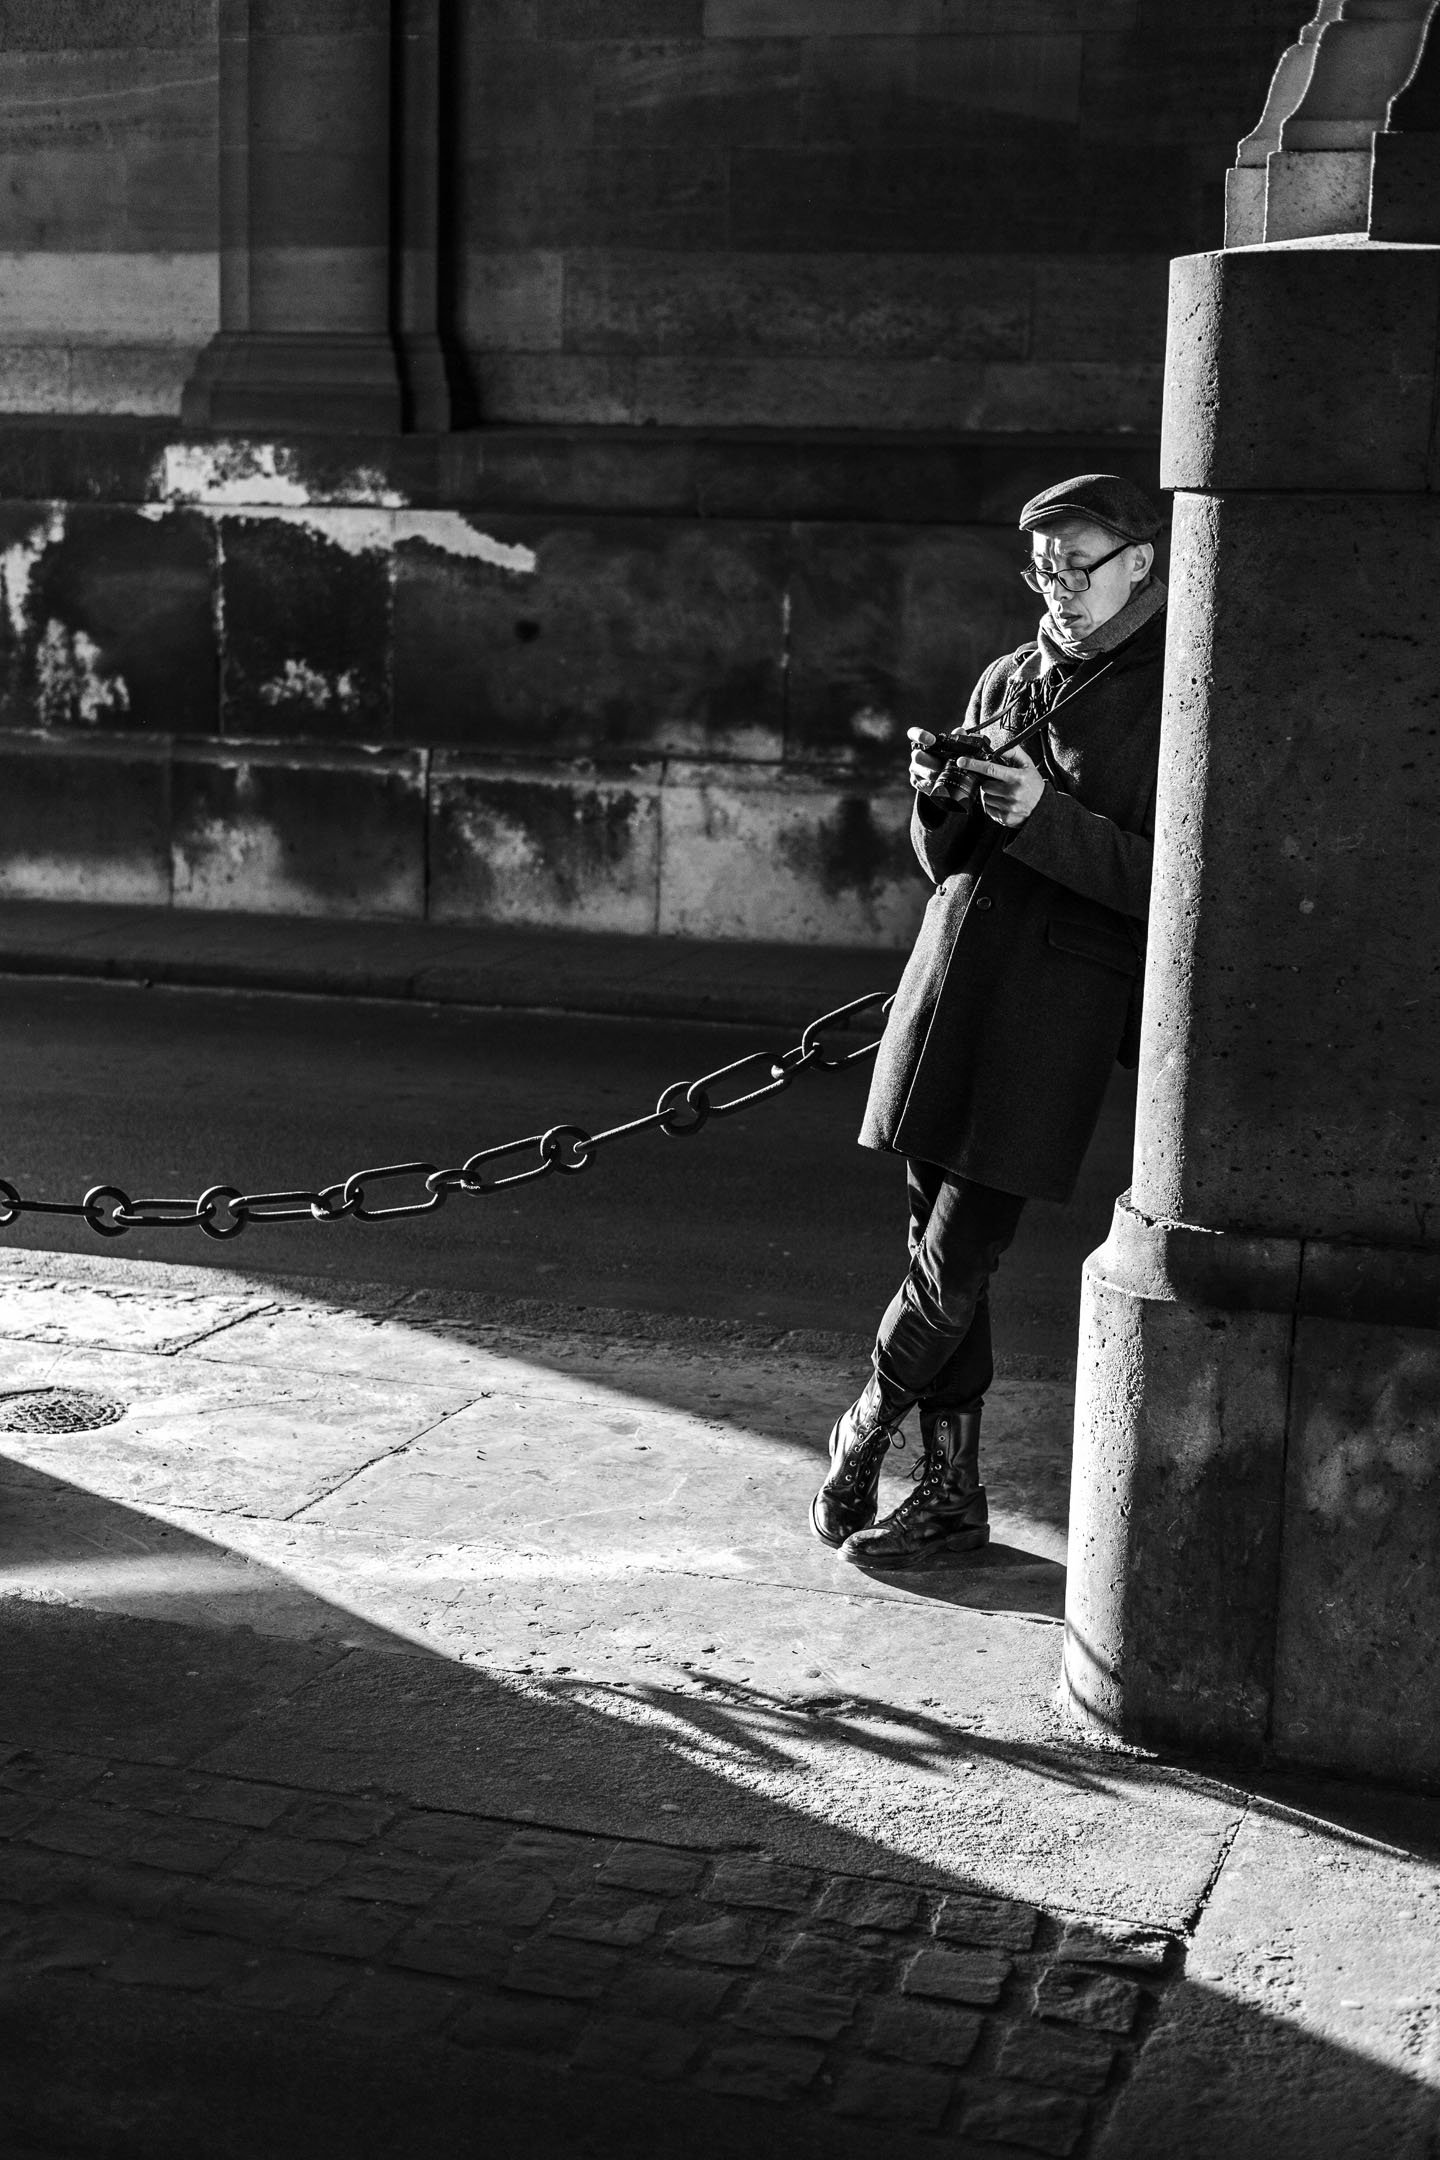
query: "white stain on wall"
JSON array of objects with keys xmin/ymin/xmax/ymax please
[
  {"xmin": 1, "ymin": 505, "xmax": 67, "ymax": 641},
  {"xmin": 257, "ymin": 660, "xmax": 361, "ymax": 712},
  {"xmin": 35, "ymin": 622, "xmax": 130, "ymax": 726},
  {"xmin": 145, "ymin": 445, "xmax": 538, "ymax": 573}
]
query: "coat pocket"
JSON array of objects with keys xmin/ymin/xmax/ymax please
[{"xmin": 1046, "ymin": 910, "xmax": 1141, "ymax": 978}]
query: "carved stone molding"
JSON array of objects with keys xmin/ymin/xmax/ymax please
[{"xmin": 1225, "ymin": 0, "xmax": 1438, "ymax": 245}]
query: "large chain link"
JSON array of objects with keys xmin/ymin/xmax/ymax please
[{"xmin": 0, "ymin": 989, "xmax": 894, "ymax": 1245}]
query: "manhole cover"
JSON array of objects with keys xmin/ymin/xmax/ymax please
[{"xmin": 0, "ymin": 1388, "xmax": 127, "ymax": 1434}]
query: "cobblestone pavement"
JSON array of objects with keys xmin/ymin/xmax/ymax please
[
  {"xmin": 1, "ymin": 1249, "xmax": 1438, "ymax": 2159},
  {"xmin": 0, "ymin": 1746, "xmax": 1177, "ymax": 2157}
]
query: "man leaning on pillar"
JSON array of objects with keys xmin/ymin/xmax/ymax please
[{"xmin": 811, "ymin": 473, "xmax": 1167, "ymax": 1567}]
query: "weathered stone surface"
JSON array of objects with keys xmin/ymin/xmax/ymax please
[
  {"xmin": 863, "ymin": 1995, "xmax": 982, "ymax": 2068},
  {"xmin": 1034, "ymin": 1966, "xmax": 1142, "ymax": 2033},
  {"xmin": 0, "ymin": 733, "xmax": 171, "ymax": 905},
  {"xmin": 171, "ymin": 743, "xmax": 426, "ymax": 920},
  {"xmin": 902, "ymin": 1945, "xmax": 1009, "ymax": 2006},
  {"xmin": 428, "ymin": 757, "xmax": 661, "ymax": 935},
  {"xmin": 657, "ymin": 763, "xmax": 922, "ymax": 948},
  {"xmin": 1162, "ymin": 244, "xmax": 1440, "ymax": 494},
  {"xmin": 393, "ymin": 512, "xmax": 784, "ymax": 760},
  {"xmin": 1271, "ymin": 1318, "xmax": 1440, "ymax": 1787},
  {"xmin": 218, "ymin": 514, "xmax": 392, "ymax": 741},
  {"xmin": 786, "ymin": 522, "xmax": 1032, "ymax": 768}
]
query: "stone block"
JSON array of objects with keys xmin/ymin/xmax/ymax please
[
  {"xmin": 549, "ymin": 1894, "xmax": 660, "ymax": 1946},
  {"xmin": 176, "ymin": 1779, "xmax": 294, "ymax": 1831},
  {"xmin": 471, "ymin": 352, "xmax": 640, "ymax": 424},
  {"xmin": 172, "ymin": 743, "xmax": 425, "ymax": 919},
  {"xmin": 393, "ymin": 512, "xmax": 784, "ymax": 759},
  {"xmin": 1033, "ymin": 1966, "xmax": 1142, "ymax": 2033},
  {"xmin": 428, "ymin": 757, "xmax": 661, "ymax": 934},
  {"xmin": 995, "ymin": 2019, "xmax": 1117, "ymax": 2094},
  {"xmin": 128, "ymin": 1822, "xmax": 246, "ymax": 1876},
  {"xmin": 780, "ymin": 1931, "xmax": 887, "ymax": 1993},
  {"xmin": 657, "ymin": 762, "xmax": 924, "ymax": 949},
  {"xmin": 0, "ymin": 500, "xmax": 216, "ymax": 734},
  {"xmin": 456, "ymin": 36, "xmax": 594, "ymax": 158},
  {"xmin": 0, "ymin": 343, "xmax": 69, "ymax": 412},
  {"xmin": 786, "ymin": 521, "xmax": 1033, "ymax": 768},
  {"xmin": 698, "ymin": 2038, "xmax": 824, "ymax": 2102},
  {"xmin": 461, "ymin": 147, "xmax": 728, "ymax": 249},
  {"xmin": 573, "ymin": 2013, "xmax": 699, "ymax": 2079},
  {"xmin": 562, "ymin": 250, "xmax": 1029, "ymax": 360},
  {"xmin": 1271, "ymin": 1317, "xmax": 1440, "ymax": 1787},
  {"xmin": 1031, "ymin": 254, "xmax": 1169, "ymax": 363},
  {"xmin": 667, "ymin": 1913, "xmax": 768, "ymax": 1966},
  {"xmin": 281, "ymin": 1796, "xmax": 398, "ymax": 1845},
  {"xmin": 334, "ymin": 1854, "xmax": 451, "ymax": 1908},
  {"xmin": 0, "ymin": 149, "xmax": 131, "ymax": 249},
  {"xmin": 278, "ymin": 1897, "xmax": 407, "ymax": 1960},
  {"xmin": 707, "ymin": 1854, "xmax": 813, "ymax": 1912},
  {"xmin": 799, "ymin": 31, "xmax": 1082, "ymax": 142},
  {"xmin": 389, "ymin": 1924, "xmax": 510, "ymax": 1981},
  {"xmin": 615, "ymin": 1964, "xmax": 736, "ymax": 2020},
  {"xmin": 933, "ymin": 1892, "xmax": 1038, "ymax": 1952},
  {"xmin": 110, "ymin": 1927, "xmax": 250, "ymax": 1991},
  {"xmin": 597, "ymin": 1845, "xmax": 704, "ymax": 1895},
  {"xmin": 173, "ymin": 1881, "xmax": 301, "ymax": 1946},
  {"xmin": 227, "ymin": 1837, "xmax": 351, "ymax": 1892},
  {"xmin": 1055, "ymin": 1921, "xmax": 1169, "ymax": 1971},
  {"xmin": 733, "ymin": 1978, "xmax": 856, "ymax": 2040},
  {"xmin": 218, "ymin": 511, "xmax": 392, "ymax": 741},
  {"xmin": 0, "ymin": 250, "xmax": 218, "ymax": 344},
  {"xmin": 863, "ymin": 1996, "xmax": 981, "ymax": 2069},
  {"xmin": 592, "ymin": 37, "xmax": 802, "ymax": 146},
  {"xmin": 1162, "ymin": 243, "xmax": 1440, "ymax": 494},
  {"xmin": 504, "ymin": 1938, "xmax": 620, "ymax": 1999},
  {"xmin": 1135, "ymin": 492, "xmax": 1440, "ymax": 1243},
  {"xmin": 443, "ymin": 1861, "xmax": 557, "ymax": 1928},
  {"xmin": 831, "ymin": 2057, "xmax": 952, "ymax": 2127},
  {"xmin": 541, "ymin": 1, "xmax": 702, "ymax": 32},
  {"xmin": 630, "ymin": 356, "xmax": 991, "ymax": 431},
  {"xmin": 902, "ymin": 1946, "xmax": 1009, "ymax": 2006},
  {"xmin": 225, "ymin": 1953, "xmax": 349, "ymax": 2015},
  {"xmin": 26, "ymin": 1800, "xmax": 142, "ymax": 1860},
  {"xmin": 0, "ymin": 733, "xmax": 170, "ymax": 904},
  {"xmin": 962, "ymin": 2081, "xmax": 1090, "ymax": 2157},
  {"xmin": 328, "ymin": 1972, "xmax": 462, "ymax": 2038},
  {"xmin": 458, "ymin": 250, "xmax": 564, "ymax": 351},
  {"xmin": 814, "ymin": 1879, "xmax": 921, "ymax": 1932},
  {"xmin": 55, "ymin": 342, "xmax": 195, "ymax": 420},
  {"xmin": 451, "ymin": 1995, "xmax": 584, "ymax": 2056},
  {"xmin": 1065, "ymin": 1205, "xmax": 1294, "ymax": 1757}
]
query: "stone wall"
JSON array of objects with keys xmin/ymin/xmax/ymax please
[
  {"xmin": 0, "ymin": 424, "xmax": 1161, "ymax": 943},
  {"xmin": 0, "ymin": 2, "xmax": 1301, "ymax": 432},
  {"xmin": 0, "ymin": 2, "xmax": 1294, "ymax": 944}
]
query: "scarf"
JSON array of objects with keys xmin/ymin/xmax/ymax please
[{"xmin": 1036, "ymin": 573, "xmax": 1168, "ymax": 674}]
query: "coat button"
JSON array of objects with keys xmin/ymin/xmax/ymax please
[{"xmin": 974, "ymin": 895, "xmax": 993, "ymax": 911}]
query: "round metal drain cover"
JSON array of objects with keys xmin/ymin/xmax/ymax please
[{"xmin": 0, "ymin": 1388, "xmax": 127, "ymax": 1434}]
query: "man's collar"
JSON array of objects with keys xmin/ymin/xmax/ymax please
[{"xmin": 1038, "ymin": 575, "xmax": 1167, "ymax": 670}]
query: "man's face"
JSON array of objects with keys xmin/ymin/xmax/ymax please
[{"xmin": 1029, "ymin": 518, "xmax": 1152, "ymax": 638}]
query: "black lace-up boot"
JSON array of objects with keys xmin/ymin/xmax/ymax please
[
  {"xmin": 839, "ymin": 1405, "xmax": 987, "ymax": 1567},
  {"xmin": 810, "ymin": 1373, "xmax": 912, "ymax": 1548}
]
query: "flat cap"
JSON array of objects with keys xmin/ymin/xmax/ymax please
[{"xmin": 1018, "ymin": 472, "xmax": 1162, "ymax": 542}]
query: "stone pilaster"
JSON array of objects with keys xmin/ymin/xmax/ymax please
[
  {"xmin": 183, "ymin": 0, "xmax": 458, "ymax": 433},
  {"xmin": 1064, "ymin": 205, "xmax": 1440, "ymax": 1774}
]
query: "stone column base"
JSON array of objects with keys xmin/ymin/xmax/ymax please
[
  {"xmin": 1064, "ymin": 1195, "xmax": 1440, "ymax": 1787},
  {"xmin": 181, "ymin": 334, "xmax": 405, "ymax": 434}
]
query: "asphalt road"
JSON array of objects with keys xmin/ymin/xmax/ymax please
[{"xmin": 0, "ymin": 976, "xmax": 1136, "ymax": 1368}]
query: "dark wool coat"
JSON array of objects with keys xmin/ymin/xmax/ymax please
[{"xmin": 858, "ymin": 606, "xmax": 1165, "ymax": 1203}]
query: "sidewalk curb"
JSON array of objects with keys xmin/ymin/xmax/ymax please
[{"xmin": 0, "ymin": 902, "xmax": 906, "ymax": 1033}]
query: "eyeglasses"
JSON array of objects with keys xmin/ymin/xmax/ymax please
[{"xmin": 1021, "ymin": 535, "xmax": 1135, "ymax": 594}]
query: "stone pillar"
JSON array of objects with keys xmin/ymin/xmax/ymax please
[
  {"xmin": 183, "ymin": 0, "xmax": 458, "ymax": 432},
  {"xmin": 1063, "ymin": 16, "xmax": 1440, "ymax": 1786}
]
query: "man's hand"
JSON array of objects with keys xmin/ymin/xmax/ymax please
[
  {"xmin": 908, "ymin": 728, "xmax": 1044, "ymax": 830},
  {"xmin": 951, "ymin": 744, "xmax": 1044, "ymax": 830}
]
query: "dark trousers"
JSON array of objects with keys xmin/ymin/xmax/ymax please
[{"xmin": 871, "ymin": 1162, "xmax": 1026, "ymax": 1411}]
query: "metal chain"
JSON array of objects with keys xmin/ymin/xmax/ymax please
[{"xmin": 0, "ymin": 989, "xmax": 894, "ymax": 1245}]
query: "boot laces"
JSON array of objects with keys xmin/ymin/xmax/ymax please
[{"xmin": 836, "ymin": 1422, "xmax": 902, "ymax": 1492}]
